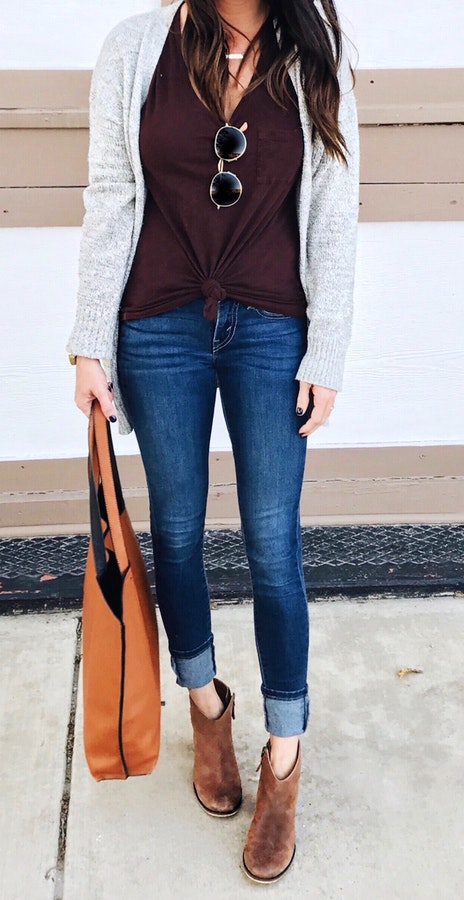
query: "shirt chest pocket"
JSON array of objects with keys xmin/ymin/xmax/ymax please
[{"xmin": 256, "ymin": 128, "xmax": 303, "ymax": 185}]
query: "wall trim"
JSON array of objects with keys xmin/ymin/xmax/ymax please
[{"xmin": 1, "ymin": 446, "xmax": 463, "ymax": 536}]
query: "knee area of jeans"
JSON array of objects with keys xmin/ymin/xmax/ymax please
[
  {"xmin": 247, "ymin": 557, "xmax": 304, "ymax": 591},
  {"xmin": 153, "ymin": 524, "xmax": 204, "ymax": 555},
  {"xmin": 244, "ymin": 535, "xmax": 297, "ymax": 564},
  {"xmin": 242, "ymin": 523, "xmax": 299, "ymax": 559}
]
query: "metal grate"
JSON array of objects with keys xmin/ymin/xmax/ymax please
[{"xmin": 1, "ymin": 525, "xmax": 463, "ymax": 614}]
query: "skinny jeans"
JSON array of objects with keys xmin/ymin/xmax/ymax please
[{"xmin": 117, "ymin": 298, "xmax": 310, "ymax": 736}]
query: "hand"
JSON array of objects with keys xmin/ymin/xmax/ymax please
[
  {"xmin": 296, "ymin": 381, "xmax": 337, "ymax": 437},
  {"xmin": 74, "ymin": 357, "xmax": 117, "ymax": 422}
]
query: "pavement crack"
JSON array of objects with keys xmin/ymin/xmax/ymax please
[{"xmin": 53, "ymin": 616, "xmax": 82, "ymax": 900}]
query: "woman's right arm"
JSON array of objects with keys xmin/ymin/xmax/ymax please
[{"xmin": 66, "ymin": 25, "xmax": 136, "ymax": 419}]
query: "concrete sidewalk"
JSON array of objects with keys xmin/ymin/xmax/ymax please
[{"xmin": 1, "ymin": 596, "xmax": 463, "ymax": 900}]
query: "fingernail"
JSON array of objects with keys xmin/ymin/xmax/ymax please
[
  {"xmin": 108, "ymin": 382, "xmax": 113, "ymax": 391},
  {"xmin": 296, "ymin": 407, "xmax": 304, "ymax": 416},
  {"xmin": 109, "ymin": 415, "xmax": 117, "ymax": 423}
]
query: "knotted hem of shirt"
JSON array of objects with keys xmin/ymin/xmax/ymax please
[{"xmin": 202, "ymin": 278, "xmax": 227, "ymax": 320}]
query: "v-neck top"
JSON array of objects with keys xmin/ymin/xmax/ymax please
[{"xmin": 120, "ymin": 6, "xmax": 306, "ymax": 322}]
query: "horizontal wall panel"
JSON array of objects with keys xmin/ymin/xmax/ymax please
[
  {"xmin": 1, "ymin": 125, "xmax": 464, "ymax": 187},
  {"xmin": 354, "ymin": 69, "xmax": 464, "ymax": 124},
  {"xmin": 359, "ymin": 183, "xmax": 464, "ymax": 222},
  {"xmin": 0, "ymin": 187, "xmax": 85, "ymax": 227},
  {"xmin": 3, "ymin": 184, "xmax": 462, "ymax": 227},
  {"xmin": 0, "ymin": 70, "xmax": 92, "ymax": 109},
  {"xmin": 3, "ymin": 129, "xmax": 88, "ymax": 187},
  {"xmin": 5, "ymin": 125, "xmax": 464, "ymax": 187},
  {"xmin": 0, "ymin": 109, "xmax": 88, "ymax": 129},
  {"xmin": 360, "ymin": 124, "xmax": 464, "ymax": 184},
  {"xmin": 2, "ymin": 476, "xmax": 463, "ymax": 532},
  {"xmin": 1, "ymin": 447, "xmax": 463, "ymax": 534},
  {"xmin": 2, "ymin": 69, "xmax": 463, "ymax": 126},
  {"xmin": 2, "ymin": 446, "xmax": 463, "ymax": 493},
  {"xmin": 16, "ymin": 124, "xmax": 464, "ymax": 190}
]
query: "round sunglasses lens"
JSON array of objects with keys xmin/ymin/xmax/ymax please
[
  {"xmin": 210, "ymin": 172, "xmax": 242, "ymax": 207},
  {"xmin": 215, "ymin": 126, "xmax": 247, "ymax": 162}
]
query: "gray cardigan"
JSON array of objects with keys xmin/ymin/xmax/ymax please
[{"xmin": 67, "ymin": 0, "xmax": 360, "ymax": 435}]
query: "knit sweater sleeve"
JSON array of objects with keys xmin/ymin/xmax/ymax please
[
  {"xmin": 295, "ymin": 42, "xmax": 360, "ymax": 392},
  {"xmin": 66, "ymin": 26, "xmax": 136, "ymax": 360}
]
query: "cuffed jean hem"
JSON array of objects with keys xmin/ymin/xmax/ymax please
[
  {"xmin": 170, "ymin": 636, "xmax": 216, "ymax": 689},
  {"xmin": 263, "ymin": 692, "xmax": 310, "ymax": 738}
]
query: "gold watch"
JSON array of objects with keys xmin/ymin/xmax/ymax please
[{"xmin": 68, "ymin": 353, "xmax": 78, "ymax": 365}]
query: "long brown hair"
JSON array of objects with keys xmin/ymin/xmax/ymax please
[{"xmin": 181, "ymin": 0, "xmax": 354, "ymax": 165}]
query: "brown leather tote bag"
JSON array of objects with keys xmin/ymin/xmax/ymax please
[{"xmin": 82, "ymin": 401, "xmax": 161, "ymax": 780}]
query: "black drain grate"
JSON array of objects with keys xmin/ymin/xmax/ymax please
[{"xmin": 1, "ymin": 525, "xmax": 463, "ymax": 614}]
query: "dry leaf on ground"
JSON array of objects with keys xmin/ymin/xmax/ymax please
[{"xmin": 396, "ymin": 667, "xmax": 423, "ymax": 678}]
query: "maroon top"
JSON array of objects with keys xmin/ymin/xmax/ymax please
[{"xmin": 120, "ymin": 8, "xmax": 306, "ymax": 322}]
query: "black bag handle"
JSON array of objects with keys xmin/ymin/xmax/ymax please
[
  {"xmin": 88, "ymin": 402, "xmax": 129, "ymax": 572},
  {"xmin": 87, "ymin": 403, "xmax": 131, "ymax": 619}
]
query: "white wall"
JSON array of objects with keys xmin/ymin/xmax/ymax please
[
  {"xmin": 0, "ymin": 1, "xmax": 160, "ymax": 69},
  {"xmin": 1, "ymin": 0, "xmax": 464, "ymax": 69},
  {"xmin": 339, "ymin": 0, "xmax": 464, "ymax": 69},
  {"xmin": 1, "ymin": 223, "xmax": 463, "ymax": 460}
]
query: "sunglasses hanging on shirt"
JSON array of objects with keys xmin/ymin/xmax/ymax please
[{"xmin": 210, "ymin": 124, "xmax": 247, "ymax": 209}]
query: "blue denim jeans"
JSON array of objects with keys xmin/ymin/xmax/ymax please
[{"xmin": 117, "ymin": 298, "xmax": 310, "ymax": 737}]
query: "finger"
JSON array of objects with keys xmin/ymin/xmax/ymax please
[
  {"xmin": 298, "ymin": 412, "xmax": 325, "ymax": 437},
  {"xmin": 95, "ymin": 387, "xmax": 118, "ymax": 422},
  {"xmin": 299, "ymin": 401, "xmax": 335, "ymax": 436},
  {"xmin": 296, "ymin": 382, "xmax": 312, "ymax": 416}
]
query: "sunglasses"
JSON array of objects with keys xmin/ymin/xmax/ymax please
[{"xmin": 210, "ymin": 125, "xmax": 247, "ymax": 209}]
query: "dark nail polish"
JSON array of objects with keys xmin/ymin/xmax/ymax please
[
  {"xmin": 109, "ymin": 415, "xmax": 117, "ymax": 423},
  {"xmin": 108, "ymin": 382, "xmax": 113, "ymax": 391},
  {"xmin": 296, "ymin": 407, "xmax": 304, "ymax": 416}
]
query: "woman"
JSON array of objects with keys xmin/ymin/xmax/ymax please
[{"xmin": 68, "ymin": 0, "xmax": 359, "ymax": 883}]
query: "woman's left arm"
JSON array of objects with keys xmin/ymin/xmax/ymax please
[{"xmin": 296, "ymin": 42, "xmax": 360, "ymax": 436}]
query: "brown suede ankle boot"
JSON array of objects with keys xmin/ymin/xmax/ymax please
[
  {"xmin": 242, "ymin": 741, "xmax": 301, "ymax": 883},
  {"xmin": 189, "ymin": 678, "xmax": 242, "ymax": 817}
]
